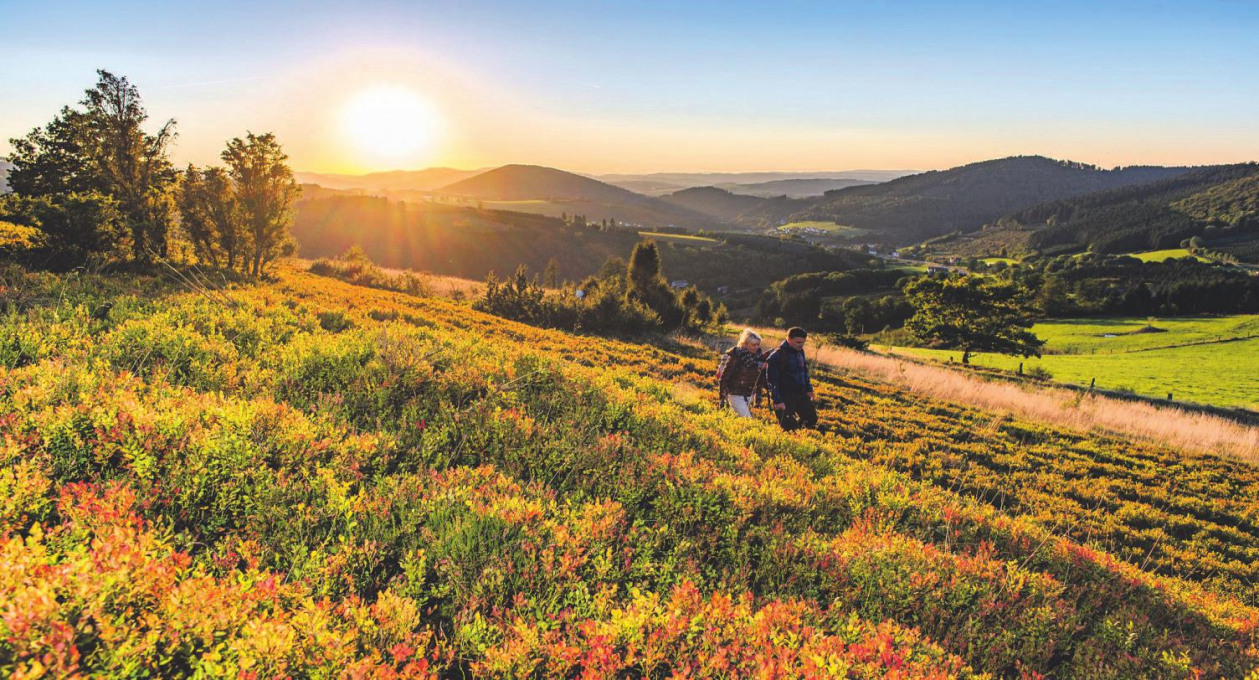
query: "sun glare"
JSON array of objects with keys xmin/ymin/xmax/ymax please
[{"xmin": 340, "ymin": 85, "xmax": 441, "ymax": 167}]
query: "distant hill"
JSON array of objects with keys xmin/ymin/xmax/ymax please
[
  {"xmin": 769, "ymin": 156, "xmax": 1193, "ymax": 244},
  {"xmin": 294, "ymin": 168, "xmax": 484, "ymax": 192},
  {"xmin": 600, "ymin": 170, "xmax": 911, "ymax": 195},
  {"xmin": 717, "ymin": 178, "xmax": 877, "ymax": 198},
  {"xmin": 438, "ymin": 164, "xmax": 721, "ymax": 230},
  {"xmin": 993, "ymin": 163, "xmax": 1259, "ymax": 260},
  {"xmin": 440, "ymin": 164, "xmax": 651, "ymax": 203},
  {"xmin": 660, "ymin": 186, "xmax": 766, "ymax": 221}
]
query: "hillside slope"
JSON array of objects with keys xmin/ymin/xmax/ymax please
[
  {"xmin": 1, "ymin": 264, "xmax": 1256, "ymax": 676},
  {"xmin": 998, "ymin": 162, "xmax": 1259, "ymax": 260},
  {"xmin": 769, "ymin": 156, "xmax": 1192, "ymax": 244}
]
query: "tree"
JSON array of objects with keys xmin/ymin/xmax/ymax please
[
  {"xmin": 80, "ymin": 70, "xmax": 177, "ymax": 258},
  {"xmin": 903, "ymin": 274, "xmax": 1044, "ymax": 364},
  {"xmin": 0, "ymin": 192, "xmax": 125, "ymax": 269},
  {"xmin": 222, "ymin": 132, "xmax": 300, "ymax": 276},
  {"xmin": 177, "ymin": 166, "xmax": 246, "ymax": 269},
  {"xmin": 7, "ymin": 70, "xmax": 177, "ymax": 259},
  {"xmin": 543, "ymin": 257, "xmax": 560, "ymax": 288},
  {"xmin": 626, "ymin": 240, "xmax": 684, "ymax": 327},
  {"xmin": 6, "ymin": 107, "xmax": 98, "ymax": 196}
]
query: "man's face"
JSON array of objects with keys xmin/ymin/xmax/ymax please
[{"xmin": 788, "ymin": 336, "xmax": 806, "ymax": 350}]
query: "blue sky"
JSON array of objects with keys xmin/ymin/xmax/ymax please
[{"xmin": 2, "ymin": 0, "xmax": 1257, "ymax": 173}]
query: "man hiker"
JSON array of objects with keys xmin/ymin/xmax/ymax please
[{"xmin": 766, "ymin": 327, "xmax": 818, "ymax": 431}]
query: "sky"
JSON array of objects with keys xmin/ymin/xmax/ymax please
[{"xmin": 2, "ymin": 0, "xmax": 1258, "ymax": 174}]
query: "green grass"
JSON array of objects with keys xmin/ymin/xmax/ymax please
[
  {"xmin": 1124, "ymin": 248, "xmax": 1212, "ymax": 263},
  {"xmin": 777, "ymin": 221, "xmax": 869, "ymax": 238},
  {"xmin": 638, "ymin": 230, "xmax": 719, "ymax": 244},
  {"xmin": 980, "ymin": 257, "xmax": 1019, "ymax": 265},
  {"xmin": 884, "ymin": 315, "xmax": 1259, "ymax": 409}
]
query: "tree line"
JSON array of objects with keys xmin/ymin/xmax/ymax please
[
  {"xmin": 1, "ymin": 70, "xmax": 298, "ymax": 275},
  {"xmin": 474, "ymin": 240, "xmax": 727, "ymax": 336}
]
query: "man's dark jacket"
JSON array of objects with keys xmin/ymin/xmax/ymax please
[{"xmin": 766, "ymin": 340, "xmax": 812, "ymax": 404}]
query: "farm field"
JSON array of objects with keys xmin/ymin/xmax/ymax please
[
  {"xmin": 884, "ymin": 315, "xmax": 1259, "ymax": 409},
  {"xmin": 1125, "ymin": 248, "xmax": 1212, "ymax": 263},
  {"xmin": 2, "ymin": 264, "xmax": 1258, "ymax": 677},
  {"xmin": 637, "ymin": 230, "xmax": 720, "ymax": 245}
]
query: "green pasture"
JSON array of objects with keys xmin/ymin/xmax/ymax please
[
  {"xmin": 1125, "ymin": 248, "xmax": 1212, "ymax": 263},
  {"xmin": 638, "ymin": 231, "xmax": 720, "ymax": 244},
  {"xmin": 882, "ymin": 315, "xmax": 1259, "ymax": 409}
]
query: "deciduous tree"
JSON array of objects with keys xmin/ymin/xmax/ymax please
[
  {"xmin": 221, "ymin": 132, "xmax": 299, "ymax": 276},
  {"xmin": 903, "ymin": 274, "xmax": 1044, "ymax": 364}
]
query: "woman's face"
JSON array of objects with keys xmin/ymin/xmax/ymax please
[{"xmin": 745, "ymin": 340, "xmax": 761, "ymax": 353}]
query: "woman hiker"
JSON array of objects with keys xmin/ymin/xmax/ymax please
[{"xmin": 718, "ymin": 328, "xmax": 768, "ymax": 418}]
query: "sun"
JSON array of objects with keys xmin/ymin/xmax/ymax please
[{"xmin": 340, "ymin": 85, "xmax": 442, "ymax": 167}]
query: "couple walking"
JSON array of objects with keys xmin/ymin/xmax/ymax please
[{"xmin": 717, "ymin": 326, "xmax": 818, "ymax": 431}]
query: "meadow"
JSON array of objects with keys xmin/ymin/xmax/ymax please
[
  {"xmin": 885, "ymin": 315, "xmax": 1259, "ymax": 410},
  {"xmin": 636, "ymin": 231, "xmax": 721, "ymax": 245},
  {"xmin": 2, "ymin": 263, "xmax": 1258, "ymax": 677},
  {"xmin": 1125, "ymin": 248, "xmax": 1212, "ymax": 263}
]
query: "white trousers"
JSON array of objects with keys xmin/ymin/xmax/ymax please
[{"xmin": 726, "ymin": 394, "xmax": 754, "ymax": 418}]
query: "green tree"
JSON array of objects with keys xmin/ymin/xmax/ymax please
[
  {"xmin": 222, "ymin": 132, "xmax": 300, "ymax": 276},
  {"xmin": 177, "ymin": 165, "xmax": 246, "ymax": 269},
  {"xmin": 0, "ymin": 192, "xmax": 125, "ymax": 269},
  {"xmin": 903, "ymin": 274, "xmax": 1044, "ymax": 364},
  {"xmin": 81, "ymin": 71, "xmax": 177, "ymax": 258},
  {"xmin": 7, "ymin": 70, "xmax": 177, "ymax": 260},
  {"xmin": 6, "ymin": 107, "xmax": 98, "ymax": 196},
  {"xmin": 543, "ymin": 257, "xmax": 560, "ymax": 288},
  {"xmin": 626, "ymin": 240, "xmax": 683, "ymax": 327}
]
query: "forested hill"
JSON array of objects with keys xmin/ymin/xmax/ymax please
[
  {"xmin": 996, "ymin": 162, "xmax": 1259, "ymax": 260},
  {"xmin": 660, "ymin": 186, "xmax": 767, "ymax": 221},
  {"xmin": 762, "ymin": 156, "xmax": 1192, "ymax": 243}
]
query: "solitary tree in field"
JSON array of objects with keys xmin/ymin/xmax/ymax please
[
  {"xmin": 903, "ymin": 274, "xmax": 1044, "ymax": 364},
  {"xmin": 222, "ymin": 132, "xmax": 299, "ymax": 276}
]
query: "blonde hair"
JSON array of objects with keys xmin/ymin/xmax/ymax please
[{"xmin": 736, "ymin": 328, "xmax": 762, "ymax": 350}]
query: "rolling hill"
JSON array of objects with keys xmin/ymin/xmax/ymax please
[
  {"xmin": 3, "ymin": 263, "xmax": 1257, "ymax": 676},
  {"xmin": 990, "ymin": 162, "xmax": 1259, "ymax": 260},
  {"xmin": 598, "ymin": 169, "xmax": 913, "ymax": 195},
  {"xmin": 659, "ymin": 186, "xmax": 767, "ymax": 221},
  {"xmin": 762, "ymin": 156, "xmax": 1193, "ymax": 244},
  {"xmin": 436, "ymin": 164, "xmax": 721, "ymax": 230},
  {"xmin": 439, "ymin": 164, "xmax": 652, "ymax": 203},
  {"xmin": 716, "ymin": 177, "xmax": 877, "ymax": 198}
]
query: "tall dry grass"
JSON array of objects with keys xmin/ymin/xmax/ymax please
[{"xmin": 814, "ymin": 342, "xmax": 1259, "ymax": 464}]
